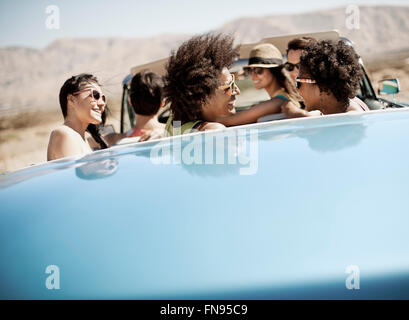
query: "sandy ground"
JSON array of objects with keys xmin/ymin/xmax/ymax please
[
  {"xmin": 0, "ymin": 109, "xmax": 121, "ymax": 173},
  {"xmin": 1, "ymin": 67, "xmax": 409, "ymax": 173},
  {"xmin": 0, "ymin": 119, "xmax": 60, "ymax": 173}
]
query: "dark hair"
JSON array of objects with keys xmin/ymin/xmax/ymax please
[
  {"xmin": 59, "ymin": 73, "xmax": 98, "ymax": 118},
  {"xmin": 86, "ymin": 111, "xmax": 108, "ymax": 149},
  {"xmin": 286, "ymin": 37, "xmax": 317, "ymax": 55},
  {"xmin": 165, "ymin": 33, "xmax": 237, "ymax": 123},
  {"xmin": 59, "ymin": 73, "xmax": 107, "ymax": 149},
  {"xmin": 268, "ymin": 65, "xmax": 301, "ymax": 101},
  {"xmin": 129, "ymin": 70, "xmax": 164, "ymax": 116},
  {"xmin": 300, "ymin": 40, "xmax": 363, "ymax": 108}
]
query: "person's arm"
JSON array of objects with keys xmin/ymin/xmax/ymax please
[
  {"xmin": 104, "ymin": 132, "xmax": 126, "ymax": 146},
  {"xmin": 281, "ymin": 100, "xmax": 318, "ymax": 118},
  {"xmin": 47, "ymin": 129, "xmax": 83, "ymax": 161},
  {"xmin": 139, "ymin": 128, "xmax": 165, "ymax": 142},
  {"xmin": 218, "ymin": 99, "xmax": 283, "ymax": 127}
]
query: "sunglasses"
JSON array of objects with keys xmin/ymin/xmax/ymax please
[
  {"xmin": 218, "ymin": 74, "xmax": 237, "ymax": 94},
  {"xmin": 296, "ymin": 77, "xmax": 316, "ymax": 89},
  {"xmin": 73, "ymin": 88, "xmax": 106, "ymax": 103},
  {"xmin": 284, "ymin": 62, "xmax": 300, "ymax": 72},
  {"xmin": 244, "ymin": 67, "xmax": 265, "ymax": 77}
]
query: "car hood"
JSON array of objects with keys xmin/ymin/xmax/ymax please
[{"xmin": 1, "ymin": 109, "xmax": 409, "ymax": 299}]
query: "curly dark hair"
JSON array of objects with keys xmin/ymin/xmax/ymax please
[
  {"xmin": 129, "ymin": 70, "xmax": 164, "ymax": 116},
  {"xmin": 300, "ymin": 40, "xmax": 363, "ymax": 108},
  {"xmin": 165, "ymin": 33, "xmax": 237, "ymax": 123},
  {"xmin": 59, "ymin": 73, "xmax": 99, "ymax": 118}
]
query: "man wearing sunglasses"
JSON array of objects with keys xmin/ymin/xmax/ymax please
[
  {"xmin": 285, "ymin": 37, "xmax": 317, "ymax": 82},
  {"xmin": 165, "ymin": 33, "xmax": 240, "ymax": 135},
  {"xmin": 280, "ymin": 36, "xmax": 319, "ymax": 116}
]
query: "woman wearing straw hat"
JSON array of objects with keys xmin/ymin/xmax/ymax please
[{"xmin": 218, "ymin": 43, "xmax": 316, "ymax": 126}]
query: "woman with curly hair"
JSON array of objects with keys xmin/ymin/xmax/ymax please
[
  {"xmin": 218, "ymin": 43, "xmax": 313, "ymax": 126},
  {"xmin": 164, "ymin": 33, "xmax": 240, "ymax": 135},
  {"xmin": 296, "ymin": 39, "xmax": 369, "ymax": 115}
]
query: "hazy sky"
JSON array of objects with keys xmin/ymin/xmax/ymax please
[{"xmin": 0, "ymin": 0, "xmax": 407, "ymax": 48}]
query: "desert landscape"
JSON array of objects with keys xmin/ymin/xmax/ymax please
[{"xmin": 1, "ymin": 5, "xmax": 409, "ymax": 173}]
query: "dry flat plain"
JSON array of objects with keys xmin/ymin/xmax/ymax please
[{"xmin": 0, "ymin": 103, "xmax": 122, "ymax": 173}]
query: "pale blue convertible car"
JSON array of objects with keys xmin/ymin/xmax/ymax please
[{"xmin": 1, "ymin": 32, "xmax": 409, "ymax": 299}]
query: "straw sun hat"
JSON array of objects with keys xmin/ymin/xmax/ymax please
[{"xmin": 244, "ymin": 43, "xmax": 283, "ymax": 69}]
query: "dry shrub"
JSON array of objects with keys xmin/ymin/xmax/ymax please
[{"xmin": 0, "ymin": 110, "xmax": 62, "ymax": 131}]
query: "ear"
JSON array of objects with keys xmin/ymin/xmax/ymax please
[
  {"xmin": 67, "ymin": 94, "xmax": 75, "ymax": 104},
  {"xmin": 66, "ymin": 94, "xmax": 77, "ymax": 112},
  {"xmin": 160, "ymin": 99, "xmax": 165, "ymax": 108}
]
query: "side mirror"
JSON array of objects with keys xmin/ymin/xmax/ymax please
[{"xmin": 378, "ymin": 78, "xmax": 400, "ymax": 95}]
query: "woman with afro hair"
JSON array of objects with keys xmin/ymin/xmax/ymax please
[
  {"xmin": 164, "ymin": 33, "xmax": 240, "ymax": 135},
  {"xmin": 295, "ymin": 39, "xmax": 369, "ymax": 115}
]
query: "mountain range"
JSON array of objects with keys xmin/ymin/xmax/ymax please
[{"xmin": 1, "ymin": 5, "xmax": 409, "ymax": 114}]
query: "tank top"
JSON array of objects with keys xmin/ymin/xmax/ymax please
[
  {"xmin": 165, "ymin": 114, "xmax": 206, "ymax": 136},
  {"xmin": 272, "ymin": 88, "xmax": 301, "ymax": 107}
]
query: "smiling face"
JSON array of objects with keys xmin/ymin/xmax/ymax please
[
  {"xmin": 249, "ymin": 67, "xmax": 274, "ymax": 90},
  {"xmin": 201, "ymin": 67, "xmax": 240, "ymax": 121},
  {"xmin": 286, "ymin": 49, "xmax": 302, "ymax": 82},
  {"xmin": 70, "ymin": 82, "xmax": 105, "ymax": 124}
]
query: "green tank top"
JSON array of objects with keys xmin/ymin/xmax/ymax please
[{"xmin": 165, "ymin": 115, "xmax": 204, "ymax": 136}]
